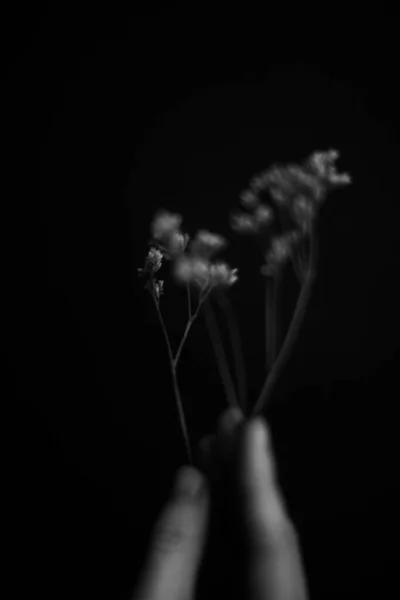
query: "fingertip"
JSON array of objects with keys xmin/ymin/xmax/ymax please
[
  {"xmin": 217, "ymin": 407, "xmax": 244, "ymax": 437},
  {"xmin": 174, "ymin": 465, "xmax": 207, "ymax": 500},
  {"xmin": 195, "ymin": 435, "xmax": 215, "ymax": 475},
  {"xmin": 249, "ymin": 417, "xmax": 269, "ymax": 452},
  {"xmin": 238, "ymin": 416, "xmax": 279, "ymax": 501}
]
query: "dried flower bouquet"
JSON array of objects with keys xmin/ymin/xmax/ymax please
[{"xmin": 138, "ymin": 149, "xmax": 352, "ymax": 464}]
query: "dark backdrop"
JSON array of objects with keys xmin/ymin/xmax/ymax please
[{"xmin": 3, "ymin": 4, "xmax": 400, "ymax": 599}]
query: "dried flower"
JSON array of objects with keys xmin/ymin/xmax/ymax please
[
  {"xmin": 173, "ymin": 255, "xmax": 210, "ymax": 289},
  {"xmin": 210, "ymin": 262, "xmax": 239, "ymax": 287},
  {"xmin": 307, "ymin": 149, "xmax": 352, "ymax": 186},
  {"xmin": 290, "ymin": 194, "xmax": 316, "ymax": 233},
  {"xmin": 190, "ymin": 229, "xmax": 227, "ymax": 259},
  {"xmin": 137, "ymin": 246, "xmax": 163, "ymax": 277},
  {"xmin": 151, "ymin": 210, "xmax": 183, "ymax": 240},
  {"xmin": 261, "ymin": 231, "xmax": 301, "ymax": 276},
  {"xmin": 234, "ymin": 149, "xmax": 352, "ymax": 249},
  {"xmin": 264, "ymin": 163, "xmax": 326, "ymax": 206},
  {"xmin": 254, "ymin": 204, "xmax": 274, "ymax": 226},
  {"xmin": 150, "ymin": 209, "xmax": 189, "ymax": 259},
  {"xmin": 168, "ymin": 231, "xmax": 190, "ymax": 256},
  {"xmin": 230, "ymin": 211, "xmax": 260, "ymax": 234},
  {"xmin": 239, "ymin": 189, "xmax": 260, "ymax": 209},
  {"xmin": 173, "ymin": 254, "xmax": 238, "ymax": 291},
  {"xmin": 137, "ymin": 247, "xmax": 165, "ymax": 301}
]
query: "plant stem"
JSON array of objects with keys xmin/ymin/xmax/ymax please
[
  {"xmin": 272, "ymin": 269, "xmax": 283, "ymax": 366},
  {"xmin": 265, "ymin": 277, "xmax": 275, "ymax": 372},
  {"xmin": 265, "ymin": 271, "xmax": 282, "ymax": 373},
  {"xmin": 187, "ymin": 282, "xmax": 192, "ymax": 319},
  {"xmin": 214, "ymin": 289, "xmax": 247, "ymax": 415},
  {"xmin": 202, "ymin": 295, "xmax": 242, "ymax": 414},
  {"xmin": 173, "ymin": 289, "xmax": 206, "ymax": 369},
  {"xmin": 292, "ymin": 237, "xmax": 307, "ymax": 285},
  {"xmin": 173, "ymin": 320, "xmax": 193, "ymax": 369},
  {"xmin": 152, "ymin": 292, "xmax": 193, "ymax": 465},
  {"xmin": 250, "ymin": 230, "xmax": 319, "ymax": 418}
]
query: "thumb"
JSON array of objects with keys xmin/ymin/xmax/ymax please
[
  {"xmin": 237, "ymin": 418, "xmax": 288, "ymax": 549},
  {"xmin": 236, "ymin": 417, "xmax": 309, "ymax": 599},
  {"xmin": 132, "ymin": 466, "xmax": 210, "ymax": 600}
]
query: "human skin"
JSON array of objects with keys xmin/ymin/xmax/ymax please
[{"xmin": 131, "ymin": 407, "xmax": 308, "ymax": 600}]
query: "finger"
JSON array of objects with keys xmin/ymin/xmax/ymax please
[
  {"xmin": 132, "ymin": 466, "xmax": 210, "ymax": 600},
  {"xmin": 215, "ymin": 407, "xmax": 245, "ymax": 464},
  {"xmin": 239, "ymin": 418, "xmax": 309, "ymax": 600},
  {"xmin": 195, "ymin": 435, "xmax": 215, "ymax": 475}
]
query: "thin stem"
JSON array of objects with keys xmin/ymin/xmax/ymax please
[
  {"xmin": 202, "ymin": 295, "xmax": 242, "ymax": 414},
  {"xmin": 170, "ymin": 367, "xmax": 193, "ymax": 465},
  {"xmin": 174, "ymin": 320, "xmax": 192, "ymax": 369},
  {"xmin": 265, "ymin": 270, "xmax": 282, "ymax": 373},
  {"xmin": 173, "ymin": 288, "xmax": 207, "ymax": 369},
  {"xmin": 187, "ymin": 282, "xmax": 192, "ymax": 319},
  {"xmin": 265, "ymin": 277, "xmax": 274, "ymax": 372},
  {"xmin": 250, "ymin": 230, "xmax": 319, "ymax": 418},
  {"xmin": 152, "ymin": 292, "xmax": 193, "ymax": 465},
  {"xmin": 292, "ymin": 235, "xmax": 308, "ymax": 285},
  {"xmin": 214, "ymin": 289, "xmax": 248, "ymax": 415},
  {"xmin": 292, "ymin": 253, "xmax": 303, "ymax": 284},
  {"xmin": 271, "ymin": 269, "xmax": 283, "ymax": 365}
]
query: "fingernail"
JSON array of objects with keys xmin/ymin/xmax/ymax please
[{"xmin": 174, "ymin": 466, "xmax": 204, "ymax": 499}]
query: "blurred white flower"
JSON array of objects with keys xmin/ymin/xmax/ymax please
[
  {"xmin": 210, "ymin": 262, "xmax": 239, "ymax": 287},
  {"xmin": 173, "ymin": 254, "xmax": 238, "ymax": 290},
  {"xmin": 230, "ymin": 211, "xmax": 259, "ymax": 233},
  {"xmin": 265, "ymin": 164, "xmax": 326, "ymax": 205},
  {"xmin": 173, "ymin": 255, "xmax": 211, "ymax": 290},
  {"xmin": 239, "ymin": 189, "xmax": 259, "ymax": 208},
  {"xmin": 291, "ymin": 195, "xmax": 316, "ymax": 233},
  {"xmin": 308, "ymin": 149, "xmax": 352, "ymax": 186},
  {"xmin": 190, "ymin": 229, "xmax": 227, "ymax": 259},
  {"xmin": 151, "ymin": 210, "xmax": 183, "ymax": 240},
  {"xmin": 261, "ymin": 231, "xmax": 302, "ymax": 276},
  {"xmin": 254, "ymin": 204, "xmax": 274, "ymax": 226},
  {"xmin": 168, "ymin": 231, "xmax": 190, "ymax": 255},
  {"xmin": 236, "ymin": 150, "xmax": 352, "ymax": 247},
  {"xmin": 150, "ymin": 209, "xmax": 189, "ymax": 259}
]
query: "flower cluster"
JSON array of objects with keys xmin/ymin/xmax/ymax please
[
  {"xmin": 141, "ymin": 210, "xmax": 239, "ymax": 296},
  {"xmin": 150, "ymin": 210, "xmax": 190, "ymax": 259},
  {"xmin": 231, "ymin": 149, "xmax": 352, "ymax": 277},
  {"xmin": 231, "ymin": 192, "xmax": 275, "ymax": 235},
  {"xmin": 174, "ymin": 228, "xmax": 238, "ymax": 291},
  {"xmin": 260, "ymin": 230, "xmax": 303, "ymax": 277},
  {"xmin": 137, "ymin": 246, "xmax": 165, "ymax": 301}
]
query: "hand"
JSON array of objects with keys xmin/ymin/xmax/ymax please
[{"xmin": 131, "ymin": 407, "xmax": 308, "ymax": 600}]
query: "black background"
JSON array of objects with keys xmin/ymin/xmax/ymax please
[{"xmin": 3, "ymin": 3, "xmax": 400, "ymax": 599}]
